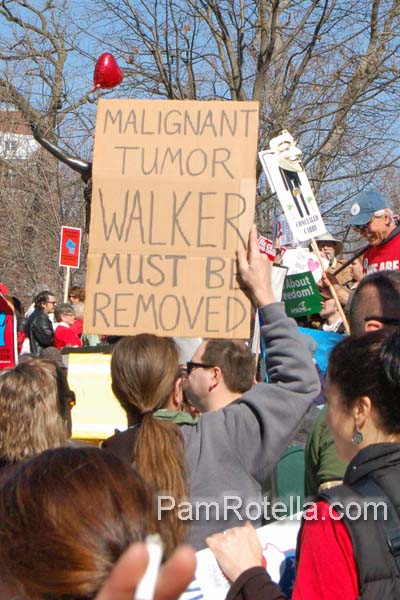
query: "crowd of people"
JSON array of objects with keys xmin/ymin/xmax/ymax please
[{"xmin": 0, "ymin": 188, "xmax": 400, "ymax": 599}]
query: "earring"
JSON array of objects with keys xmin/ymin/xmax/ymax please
[{"xmin": 352, "ymin": 426, "xmax": 363, "ymax": 445}]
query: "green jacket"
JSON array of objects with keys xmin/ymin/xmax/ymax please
[
  {"xmin": 304, "ymin": 405, "xmax": 347, "ymax": 497},
  {"xmin": 154, "ymin": 409, "xmax": 198, "ymax": 426}
]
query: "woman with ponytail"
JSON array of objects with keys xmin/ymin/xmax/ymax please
[{"xmin": 103, "ymin": 334, "xmax": 188, "ymax": 557}]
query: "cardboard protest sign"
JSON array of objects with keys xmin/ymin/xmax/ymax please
[
  {"xmin": 282, "ymin": 271, "xmax": 322, "ymax": 318},
  {"xmin": 0, "ymin": 293, "xmax": 17, "ymax": 369},
  {"xmin": 85, "ymin": 99, "xmax": 259, "ymax": 337},
  {"xmin": 59, "ymin": 226, "xmax": 82, "ymax": 268}
]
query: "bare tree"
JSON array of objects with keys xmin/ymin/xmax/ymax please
[
  {"xmin": 0, "ymin": 0, "xmax": 94, "ymax": 303},
  {"xmin": 1, "ymin": 0, "xmax": 399, "ymax": 302},
  {"xmin": 87, "ymin": 0, "xmax": 400, "ymax": 236}
]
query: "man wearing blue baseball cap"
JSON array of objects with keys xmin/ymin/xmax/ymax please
[{"xmin": 349, "ymin": 191, "xmax": 400, "ymax": 274}]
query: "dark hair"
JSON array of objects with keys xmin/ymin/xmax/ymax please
[
  {"xmin": 0, "ymin": 447, "xmax": 155, "ymax": 599},
  {"xmin": 201, "ymin": 338, "xmax": 256, "ymax": 393},
  {"xmin": 349, "ymin": 270, "xmax": 400, "ymax": 336},
  {"xmin": 111, "ymin": 334, "xmax": 187, "ymax": 556},
  {"xmin": 328, "ymin": 328, "xmax": 400, "ymax": 434},
  {"xmin": 54, "ymin": 302, "xmax": 75, "ymax": 322},
  {"xmin": 69, "ymin": 286, "xmax": 85, "ymax": 302},
  {"xmin": 33, "ymin": 290, "xmax": 54, "ymax": 311},
  {"xmin": 11, "ymin": 296, "xmax": 23, "ymax": 314}
]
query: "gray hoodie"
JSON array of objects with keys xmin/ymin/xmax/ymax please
[{"xmin": 179, "ymin": 302, "xmax": 321, "ymax": 549}]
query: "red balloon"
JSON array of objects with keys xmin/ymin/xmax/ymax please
[{"xmin": 92, "ymin": 53, "xmax": 123, "ymax": 91}]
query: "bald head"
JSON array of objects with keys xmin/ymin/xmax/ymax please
[{"xmin": 349, "ymin": 271, "xmax": 400, "ymax": 336}]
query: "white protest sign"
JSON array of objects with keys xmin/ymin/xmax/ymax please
[
  {"xmin": 180, "ymin": 514, "xmax": 301, "ymax": 600},
  {"xmin": 273, "ymin": 213, "xmax": 298, "ymax": 247},
  {"xmin": 259, "ymin": 131, "xmax": 326, "ymax": 242},
  {"xmin": 281, "ymin": 247, "xmax": 328, "ymax": 282},
  {"xmin": 250, "ymin": 264, "xmax": 288, "ymax": 355}
]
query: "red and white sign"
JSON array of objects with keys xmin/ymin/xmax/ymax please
[
  {"xmin": 258, "ymin": 236, "xmax": 276, "ymax": 261},
  {"xmin": 258, "ymin": 236, "xmax": 287, "ymax": 262},
  {"xmin": 59, "ymin": 226, "xmax": 82, "ymax": 268}
]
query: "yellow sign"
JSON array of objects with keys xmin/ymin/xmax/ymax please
[{"xmin": 67, "ymin": 353, "xmax": 126, "ymax": 441}]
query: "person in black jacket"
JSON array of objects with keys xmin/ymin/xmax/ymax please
[
  {"xmin": 25, "ymin": 290, "xmax": 56, "ymax": 355},
  {"xmin": 208, "ymin": 327, "xmax": 400, "ymax": 600}
]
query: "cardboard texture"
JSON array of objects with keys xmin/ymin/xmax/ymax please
[{"xmin": 85, "ymin": 99, "xmax": 259, "ymax": 337}]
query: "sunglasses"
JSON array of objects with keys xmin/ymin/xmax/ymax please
[{"xmin": 186, "ymin": 361, "xmax": 215, "ymax": 375}]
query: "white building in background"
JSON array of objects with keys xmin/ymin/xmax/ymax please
[{"xmin": 0, "ymin": 105, "xmax": 38, "ymax": 160}]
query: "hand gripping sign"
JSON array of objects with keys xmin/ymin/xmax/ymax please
[{"xmin": 259, "ymin": 130, "xmax": 326, "ymax": 243}]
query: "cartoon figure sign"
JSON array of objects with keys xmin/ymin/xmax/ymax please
[
  {"xmin": 59, "ymin": 226, "xmax": 82, "ymax": 268},
  {"xmin": 259, "ymin": 130, "xmax": 326, "ymax": 242},
  {"xmin": 0, "ymin": 293, "xmax": 17, "ymax": 369}
]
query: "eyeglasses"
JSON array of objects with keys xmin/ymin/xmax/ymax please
[
  {"xmin": 352, "ymin": 214, "xmax": 383, "ymax": 234},
  {"xmin": 364, "ymin": 316, "xmax": 400, "ymax": 325},
  {"xmin": 186, "ymin": 361, "xmax": 215, "ymax": 375}
]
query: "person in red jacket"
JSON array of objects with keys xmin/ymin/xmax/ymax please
[
  {"xmin": 53, "ymin": 303, "xmax": 82, "ymax": 350},
  {"xmin": 349, "ymin": 191, "xmax": 400, "ymax": 274}
]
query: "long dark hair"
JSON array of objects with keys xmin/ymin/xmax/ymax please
[
  {"xmin": 328, "ymin": 328, "xmax": 400, "ymax": 434},
  {"xmin": 111, "ymin": 334, "xmax": 187, "ymax": 555}
]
